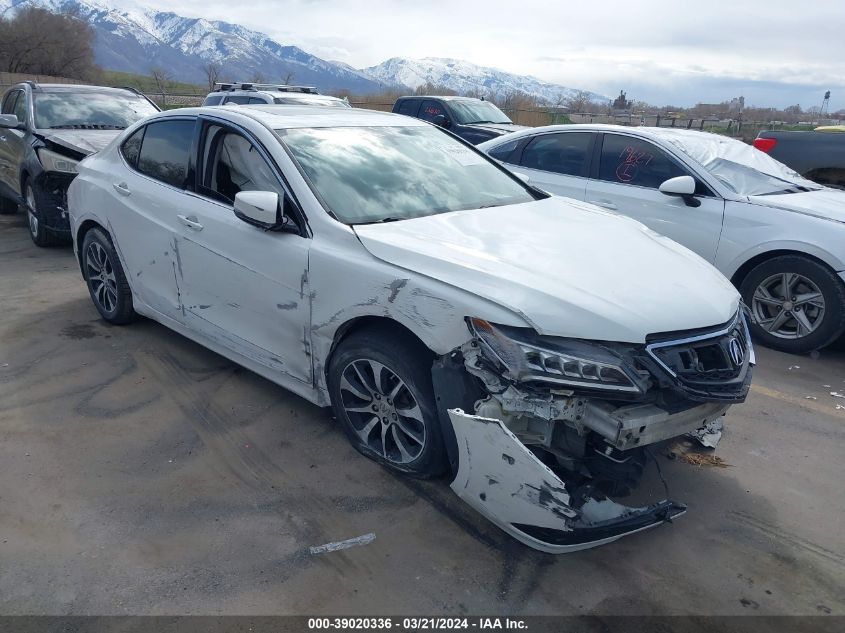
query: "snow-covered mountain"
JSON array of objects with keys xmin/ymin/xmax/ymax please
[
  {"xmin": 0, "ymin": 0, "xmax": 385, "ymax": 93},
  {"xmin": 362, "ymin": 57, "xmax": 608, "ymax": 105},
  {"xmin": 2, "ymin": 0, "xmax": 603, "ymax": 103}
]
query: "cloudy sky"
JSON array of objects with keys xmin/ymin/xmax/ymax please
[{"xmin": 133, "ymin": 0, "xmax": 842, "ymax": 109}]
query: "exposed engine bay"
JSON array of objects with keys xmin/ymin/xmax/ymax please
[{"xmin": 434, "ymin": 312, "xmax": 754, "ymax": 552}]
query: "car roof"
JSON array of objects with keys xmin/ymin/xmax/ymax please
[
  {"xmin": 20, "ymin": 84, "xmax": 143, "ymax": 96},
  {"xmin": 481, "ymin": 123, "xmax": 727, "ymax": 145},
  {"xmin": 401, "ymin": 95, "xmax": 484, "ymax": 102},
  {"xmin": 156, "ymin": 105, "xmax": 428, "ymax": 129}
]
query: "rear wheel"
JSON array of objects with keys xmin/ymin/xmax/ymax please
[
  {"xmin": 740, "ymin": 255, "xmax": 845, "ymax": 354},
  {"xmin": 81, "ymin": 227, "xmax": 136, "ymax": 324},
  {"xmin": 24, "ymin": 182, "xmax": 62, "ymax": 247},
  {"xmin": 328, "ymin": 325, "xmax": 447, "ymax": 478}
]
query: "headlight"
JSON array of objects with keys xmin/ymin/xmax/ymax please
[
  {"xmin": 37, "ymin": 148, "xmax": 79, "ymax": 174},
  {"xmin": 468, "ymin": 318, "xmax": 646, "ymax": 393}
]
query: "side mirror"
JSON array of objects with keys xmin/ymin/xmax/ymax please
[
  {"xmin": 0, "ymin": 114, "xmax": 22, "ymax": 129},
  {"xmin": 234, "ymin": 190, "xmax": 279, "ymax": 227},
  {"xmin": 659, "ymin": 175, "xmax": 696, "ymax": 196},
  {"xmin": 433, "ymin": 114, "xmax": 450, "ymax": 128},
  {"xmin": 659, "ymin": 175, "xmax": 701, "ymax": 207}
]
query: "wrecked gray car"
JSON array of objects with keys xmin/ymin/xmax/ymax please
[
  {"xmin": 68, "ymin": 106, "xmax": 754, "ymax": 552},
  {"xmin": 0, "ymin": 82, "xmax": 158, "ymax": 246}
]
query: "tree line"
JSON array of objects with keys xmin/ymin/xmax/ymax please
[{"xmin": 0, "ymin": 7, "xmax": 98, "ymax": 80}]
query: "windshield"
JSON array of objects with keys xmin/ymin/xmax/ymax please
[
  {"xmin": 34, "ymin": 92, "xmax": 158, "ymax": 129},
  {"xmin": 656, "ymin": 130, "xmax": 821, "ymax": 196},
  {"xmin": 278, "ymin": 125, "xmax": 535, "ymax": 224},
  {"xmin": 448, "ymin": 100, "xmax": 513, "ymax": 125},
  {"xmin": 273, "ymin": 96, "xmax": 351, "ymax": 108}
]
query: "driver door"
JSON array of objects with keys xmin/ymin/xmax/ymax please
[
  {"xmin": 584, "ymin": 133, "xmax": 725, "ymax": 262},
  {"xmin": 174, "ymin": 120, "xmax": 312, "ymax": 384}
]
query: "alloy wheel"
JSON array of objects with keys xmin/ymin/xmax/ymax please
[
  {"xmin": 85, "ymin": 241, "xmax": 119, "ymax": 314},
  {"xmin": 339, "ymin": 358, "xmax": 426, "ymax": 464},
  {"xmin": 751, "ymin": 272, "xmax": 825, "ymax": 339}
]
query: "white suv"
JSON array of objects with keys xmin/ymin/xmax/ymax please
[
  {"xmin": 67, "ymin": 105, "xmax": 753, "ymax": 553},
  {"xmin": 202, "ymin": 82, "xmax": 350, "ymax": 108}
]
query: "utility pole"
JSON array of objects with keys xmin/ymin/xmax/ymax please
[{"xmin": 821, "ymin": 91, "xmax": 831, "ymax": 117}]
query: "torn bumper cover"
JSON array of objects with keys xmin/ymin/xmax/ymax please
[{"xmin": 448, "ymin": 409, "xmax": 686, "ymax": 553}]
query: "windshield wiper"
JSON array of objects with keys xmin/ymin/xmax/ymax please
[
  {"xmin": 353, "ymin": 216, "xmax": 404, "ymax": 225},
  {"xmin": 48, "ymin": 124, "xmax": 126, "ymax": 130}
]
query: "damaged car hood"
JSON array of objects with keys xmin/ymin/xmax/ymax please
[
  {"xmin": 38, "ymin": 129, "xmax": 123, "ymax": 156},
  {"xmin": 748, "ymin": 188, "xmax": 845, "ymax": 225},
  {"xmin": 354, "ymin": 197, "xmax": 739, "ymax": 343}
]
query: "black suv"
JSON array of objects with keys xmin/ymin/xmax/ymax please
[
  {"xmin": 0, "ymin": 82, "xmax": 159, "ymax": 246},
  {"xmin": 392, "ymin": 96, "xmax": 525, "ymax": 145}
]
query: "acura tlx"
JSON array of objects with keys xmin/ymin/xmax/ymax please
[{"xmin": 67, "ymin": 105, "xmax": 753, "ymax": 552}]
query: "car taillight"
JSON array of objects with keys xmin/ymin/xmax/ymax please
[{"xmin": 753, "ymin": 138, "xmax": 777, "ymax": 153}]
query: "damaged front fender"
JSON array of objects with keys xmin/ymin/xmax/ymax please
[{"xmin": 448, "ymin": 409, "xmax": 686, "ymax": 553}]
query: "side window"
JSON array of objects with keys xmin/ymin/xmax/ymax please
[
  {"xmin": 598, "ymin": 134, "xmax": 686, "ymax": 189},
  {"xmin": 488, "ymin": 138, "xmax": 520, "ymax": 164},
  {"xmin": 202, "ymin": 95, "xmax": 224, "ymax": 106},
  {"xmin": 13, "ymin": 90, "xmax": 27, "ymax": 124},
  {"xmin": 223, "ymin": 95, "xmax": 251, "ymax": 105},
  {"xmin": 200, "ymin": 125, "xmax": 282, "ymax": 205},
  {"xmin": 120, "ymin": 126, "xmax": 145, "ymax": 168},
  {"xmin": 520, "ymin": 132, "xmax": 592, "ymax": 177},
  {"xmin": 2, "ymin": 90, "xmax": 20, "ymax": 115},
  {"xmin": 396, "ymin": 99, "xmax": 420, "ymax": 117},
  {"xmin": 248, "ymin": 97, "xmax": 268, "ymax": 104},
  {"xmin": 136, "ymin": 119, "xmax": 195, "ymax": 188},
  {"xmin": 417, "ymin": 100, "xmax": 446, "ymax": 123}
]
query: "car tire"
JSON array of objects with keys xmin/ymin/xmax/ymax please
[
  {"xmin": 81, "ymin": 227, "xmax": 137, "ymax": 325},
  {"xmin": 740, "ymin": 254, "xmax": 845, "ymax": 354},
  {"xmin": 23, "ymin": 182, "xmax": 62, "ymax": 247},
  {"xmin": 327, "ymin": 324, "xmax": 448, "ymax": 478}
]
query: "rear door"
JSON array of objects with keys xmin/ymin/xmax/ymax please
[
  {"xmin": 510, "ymin": 131, "xmax": 594, "ymax": 200},
  {"xmin": 584, "ymin": 132, "xmax": 725, "ymax": 262},
  {"xmin": 106, "ymin": 118, "xmax": 196, "ymax": 320},
  {"xmin": 170, "ymin": 119, "xmax": 313, "ymax": 383}
]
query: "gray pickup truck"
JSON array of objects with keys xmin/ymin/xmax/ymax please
[{"xmin": 753, "ymin": 128, "xmax": 845, "ymax": 189}]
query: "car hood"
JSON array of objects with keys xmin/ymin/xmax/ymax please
[
  {"xmin": 353, "ymin": 197, "xmax": 739, "ymax": 343},
  {"xmin": 465, "ymin": 122, "xmax": 528, "ymax": 135},
  {"xmin": 38, "ymin": 129, "xmax": 123, "ymax": 156},
  {"xmin": 748, "ymin": 188, "xmax": 845, "ymax": 225}
]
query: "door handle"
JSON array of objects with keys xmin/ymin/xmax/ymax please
[
  {"xmin": 113, "ymin": 182, "xmax": 131, "ymax": 196},
  {"xmin": 588, "ymin": 199, "xmax": 617, "ymax": 210},
  {"xmin": 177, "ymin": 214, "xmax": 203, "ymax": 230}
]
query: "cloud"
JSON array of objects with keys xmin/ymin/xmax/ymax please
[{"xmin": 120, "ymin": 0, "xmax": 845, "ymax": 108}]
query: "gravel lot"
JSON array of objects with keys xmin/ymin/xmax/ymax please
[{"xmin": 0, "ymin": 212, "xmax": 843, "ymax": 616}]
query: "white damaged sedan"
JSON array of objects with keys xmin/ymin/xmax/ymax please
[{"xmin": 68, "ymin": 106, "xmax": 753, "ymax": 552}]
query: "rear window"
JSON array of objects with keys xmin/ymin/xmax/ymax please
[
  {"xmin": 520, "ymin": 132, "xmax": 592, "ymax": 177},
  {"xmin": 395, "ymin": 99, "xmax": 420, "ymax": 117},
  {"xmin": 202, "ymin": 95, "xmax": 224, "ymax": 106},
  {"xmin": 136, "ymin": 119, "xmax": 194, "ymax": 188}
]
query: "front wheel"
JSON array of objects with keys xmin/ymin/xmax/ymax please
[
  {"xmin": 327, "ymin": 325, "xmax": 448, "ymax": 478},
  {"xmin": 740, "ymin": 255, "xmax": 845, "ymax": 354},
  {"xmin": 24, "ymin": 183, "xmax": 62, "ymax": 247}
]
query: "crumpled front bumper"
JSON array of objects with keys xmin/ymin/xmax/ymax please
[{"xmin": 448, "ymin": 408, "xmax": 686, "ymax": 553}]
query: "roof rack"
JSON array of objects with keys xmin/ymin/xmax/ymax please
[{"xmin": 214, "ymin": 82, "xmax": 319, "ymax": 94}]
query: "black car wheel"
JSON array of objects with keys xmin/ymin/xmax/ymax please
[
  {"xmin": 23, "ymin": 182, "xmax": 62, "ymax": 247},
  {"xmin": 81, "ymin": 227, "xmax": 137, "ymax": 324},
  {"xmin": 740, "ymin": 255, "xmax": 845, "ymax": 354},
  {"xmin": 328, "ymin": 324, "xmax": 448, "ymax": 478}
]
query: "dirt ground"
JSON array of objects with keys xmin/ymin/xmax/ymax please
[{"xmin": 0, "ymin": 212, "xmax": 843, "ymax": 616}]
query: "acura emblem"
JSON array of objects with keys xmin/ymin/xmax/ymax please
[{"xmin": 728, "ymin": 337, "xmax": 744, "ymax": 367}]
